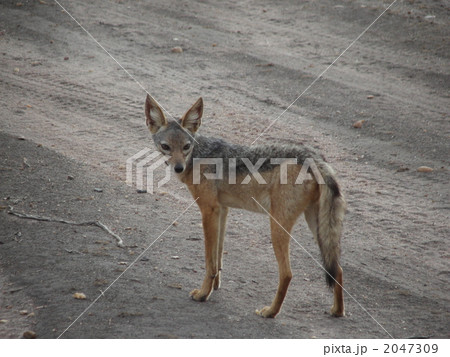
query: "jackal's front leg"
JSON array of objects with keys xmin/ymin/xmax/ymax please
[
  {"xmin": 190, "ymin": 205, "xmax": 220, "ymax": 302},
  {"xmin": 214, "ymin": 206, "xmax": 228, "ymax": 290}
]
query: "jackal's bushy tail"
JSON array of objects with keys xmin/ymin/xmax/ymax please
[{"xmin": 317, "ymin": 164, "xmax": 346, "ymax": 288}]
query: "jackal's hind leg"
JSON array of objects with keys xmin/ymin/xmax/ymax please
[
  {"xmin": 256, "ymin": 215, "xmax": 294, "ymax": 318},
  {"xmin": 305, "ymin": 203, "xmax": 345, "ymax": 317},
  {"xmin": 330, "ymin": 265, "xmax": 345, "ymax": 317}
]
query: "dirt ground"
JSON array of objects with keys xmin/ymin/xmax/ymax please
[{"xmin": 0, "ymin": 0, "xmax": 449, "ymax": 339}]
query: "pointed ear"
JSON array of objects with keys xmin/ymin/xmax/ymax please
[
  {"xmin": 181, "ymin": 97, "xmax": 203, "ymax": 133},
  {"xmin": 145, "ymin": 94, "xmax": 167, "ymax": 134}
]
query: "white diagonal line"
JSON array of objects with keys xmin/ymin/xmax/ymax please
[
  {"xmin": 57, "ymin": 197, "xmax": 199, "ymax": 339},
  {"xmin": 251, "ymin": 197, "xmax": 394, "ymax": 339},
  {"xmin": 53, "ymin": 0, "xmax": 198, "ymax": 144},
  {"xmin": 250, "ymin": 0, "xmax": 398, "ymax": 145}
]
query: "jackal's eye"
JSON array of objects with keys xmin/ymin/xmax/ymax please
[
  {"xmin": 161, "ymin": 143, "xmax": 170, "ymax": 151},
  {"xmin": 183, "ymin": 143, "xmax": 191, "ymax": 151}
]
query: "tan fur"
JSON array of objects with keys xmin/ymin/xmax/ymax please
[{"xmin": 145, "ymin": 94, "xmax": 345, "ymax": 318}]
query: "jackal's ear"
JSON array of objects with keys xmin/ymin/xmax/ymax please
[
  {"xmin": 145, "ymin": 94, "xmax": 167, "ymax": 134},
  {"xmin": 181, "ymin": 97, "xmax": 203, "ymax": 133}
]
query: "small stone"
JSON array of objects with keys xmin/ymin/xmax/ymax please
[
  {"xmin": 417, "ymin": 166, "xmax": 433, "ymax": 172},
  {"xmin": 67, "ymin": 175, "xmax": 74, "ymax": 180},
  {"xmin": 136, "ymin": 189, "xmax": 147, "ymax": 194},
  {"xmin": 367, "ymin": 95, "xmax": 374, "ymax": 99},
  {"xmin": 23, "ymin": 331, "xmax": 37, "ymax": 339},
  {"xmin": 352, "ymin": 120, "xmax": 365, "ymax": 128},
  {"xmin": 19, "ymin": 310, "xmax": 28, "ymax": 315},
  {"xmin": 168, "ymin": 283, "xmax": 182, "ymax": 289},
  {"xmin": 94, "ymin": 188, "xmax": 103, "ymax": 192},
  {"xmin": 64, "ymin": 56, "xmax": 69, "ymax": 60},
  {"xmin": 171, "ymin": 46, "xmax": 183, "ymax": 53},
  {"xmin": 73, "ymin": 292, "xmax": 86, "ymax": 300}
]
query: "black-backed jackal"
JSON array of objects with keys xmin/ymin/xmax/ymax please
[{"xmin": 145, "ymin": 94, "xmax": 346, "ymax": 318}]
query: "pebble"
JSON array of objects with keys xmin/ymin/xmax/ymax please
[
  {"xmin": 168, "ymin": 283, "xmax": 182, "ymax": 289},
  {"xmin": 352, "ymin": 120, "xmax": 364, "ymax": 128},
  {"xmin": 417, "ymin": 166, "xmax": 433, "ymax": 172},
  {"xmin": 171, "ymin": 46, "xmax": 183, "ymax": 53},
  {"xmin": 23, "ymin": 331, "xmax": 37, "ymax": 339},
  {"xmin": 73, "ymin": 292, "xmax": 86, "ymax": 300}
]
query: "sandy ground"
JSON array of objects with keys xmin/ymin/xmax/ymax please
[{"xmin": 0, "ymin": 0, "xmax": 449, "ymax": 339}]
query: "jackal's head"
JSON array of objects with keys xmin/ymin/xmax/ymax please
[{"xmin": 145, "ymin": 94, "xmax": 202, "ymax": 174}]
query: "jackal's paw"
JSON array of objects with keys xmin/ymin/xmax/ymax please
[
  {"xmin": 189, "ymin": 289, "xmax": 209, "ymax": 302},
  {"xmin": 330, "ymin": 305, "xmax": 345, "ymax": 317},
  {"xmin": 255, "ymin": 306, "xmax": 277, "ymax": 318}
]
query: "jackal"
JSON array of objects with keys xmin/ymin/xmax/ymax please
[{"xmin": 145, "ymin": 94, "xmax": 345, "ymax": 318}]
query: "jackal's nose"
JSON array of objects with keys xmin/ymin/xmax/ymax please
[{"xmin": 174, "ymin": 164, "xmax": 184, "ymax": 173}]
